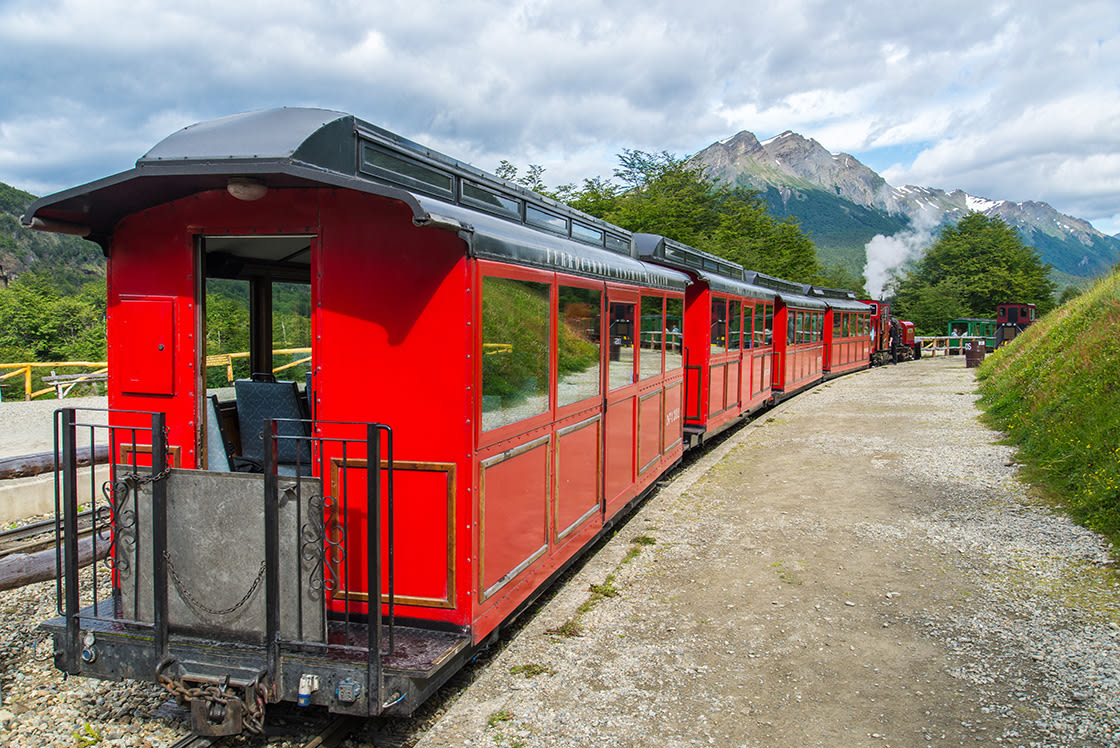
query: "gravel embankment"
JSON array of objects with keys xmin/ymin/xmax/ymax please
[{"xmin": 1, "ymin": 358, "xmax": 1117, "ymax": 747}]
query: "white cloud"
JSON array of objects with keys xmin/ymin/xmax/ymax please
[{"xmin": 0, "ymin": 0, "xmax": 1117, "ymax": 234}]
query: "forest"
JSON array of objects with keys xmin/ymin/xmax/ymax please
[{"xmin": 0, "ymin": 150, "xmax": 1062, "ymax": 399}]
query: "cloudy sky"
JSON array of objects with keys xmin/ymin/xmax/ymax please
[{"xmin": 2, "ymin": 0, "xmax": 1118, "ymax": 235}]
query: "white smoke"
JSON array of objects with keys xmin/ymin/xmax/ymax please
[{"xmin": 862, "ymin": 206, "xmax": 941, "ymax": 299}]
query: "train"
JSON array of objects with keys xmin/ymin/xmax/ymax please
[
  {"xmin": 947, "ymin": 303, "xmax": 1037, "ymax": 352},
  {"xmin": 22, "ymin": 108, "xmax": 913, "ymax": 736}
]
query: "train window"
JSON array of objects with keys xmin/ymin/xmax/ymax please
[
  {"xmin": 763, "ymin": 304, "xmax": 774, "ymax": 346},
  {"xmin": 557, "ymin": 285, "xmax": 601, "ymax": 407},
  {"xmin": 836, "ymin": 313, "xmax": 844, "ymax": 337},
  {"xmin": 743, "ymin": 302, "xmax": 755, "ymax": 350},
  {"xmin": 639, "ymin": 296, "xmax": 664, "ymax": 380},
  {"xmin": 462, "ymin": 181, "xmax": 521, "ymax": 219},
  {"xmin": 752, "ymin": 304, "xmax": 764, "ymax": 348},
  {"xmin": 572, "ymin": 222, "xmax": 604, "ymax": 245},
  {"xmin": 787, "ymin": 312, "xmax": 795, "ymax": 345},
  {"xmin": 481, "ymin": 276, "xmax": 551, "ymax": 431},
  {"xmin": 270, "ymin": 282, "xmax": 313, "ymax": 383},
  {"xmin": 526, "ymin": 205, "xmax": 569, "ymax": 235},
  {"xmin": 711, "ymin": 298, "xmax": 727, "ymax": 353},
  {"xmin": 605, "ymin": 234, "xmax": 630, "ymax": 254},
  {"xmin": 361, "ymin": 145, "xmax": 454, "ymax": 199},
  {"xmin": 608, "ymin": 302, "xmax": 636, "ymax": 389},
  {"xmin": 665, "ymin": 298, "xmax": 683, "ymax": 370},
  {"xmin": 205, "ymin": 278, "xmax": 252, "ymax": 385},
  {"xmin": 729, "ymin": 301, "xmax": 742, "ymax": 350}
]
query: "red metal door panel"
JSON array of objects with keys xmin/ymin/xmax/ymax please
[
  {"xmin": 637, "ymin": 389, "xmax": 662, "ymax": 475},
  {"xmin": 555, "ymin": 417, "xmax": 601, "ymax": 541},
  {"xmin": 117, "ymin": 297, "xmax": 175, "ymax": 395},
  {"xmin": 480, "ymin": 438, "xmax": 550, "ymax": 599}
]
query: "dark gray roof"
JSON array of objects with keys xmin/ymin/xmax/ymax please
[
  {"xmin": 20, "ymin": 107, "xmax": 685, "ymax": 289},
  {"xmin": 810, "ymin": 285, "xmax": 872, "ymax": 312}
]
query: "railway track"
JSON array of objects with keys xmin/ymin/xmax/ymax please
[
  {"xmin": 168, "ymin": 714, "xmax": 364, "ymax": 748},
  {"xmin": 0, "ymin": 509, "xmax": 94, "ymax": 560}
]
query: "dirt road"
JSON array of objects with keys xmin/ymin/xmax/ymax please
[{"xmin": 410, "ymin": 357, "xmax": 1119, "ymax": 748}]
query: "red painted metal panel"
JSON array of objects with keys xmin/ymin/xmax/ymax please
[
  {"xmin": 315, "ymin": 191, "xmax": 472, "ymax": 625},
  {"xmin": 708, "ymin": 363, "xmax": 725, "ymax": 416},
  {"xmin": 555, "ymin": 417, "xmax": 601, "ymax": 540},
  {"xmin": 663, "ymin": 381, "xmax": 683, "ymax": 450},
  {"xmin": 333, "ymin": 463, "xmax": 455, "ymax": 608},
  {"xmin": 638, "ymin": 390, "xmax": 662, "ymax": 474},
  {"xmin": 682, "ymin": 282, "xmax": 710, "ymax": 426},
  {"xmin": 480, "ymin": 439, "xmax": 549, "ymax": 596},
  {"xmin": 604, "ymin": 397, "xmax": 635, "ymax": 512},
  {"xmin": 117, "ymin": 297, "xmax": 175, "ymax": 395}
]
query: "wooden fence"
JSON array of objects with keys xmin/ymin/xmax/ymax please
[{"xmin": 0, "ymin": 347, "xmax": 312, "ymax": 401}]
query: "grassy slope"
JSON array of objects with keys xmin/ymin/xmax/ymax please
[{"xmin": 976, "ymin": 268, "xmax": 1120, "ymax": 548}]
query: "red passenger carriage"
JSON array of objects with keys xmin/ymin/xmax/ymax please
[
  {"xmin": 23, "ymin": 108, "xmax": 688, "ymax": 734},
  {"xmin": 634, "ymin": 235, "xmax": 776, "ymax": 444},
  {"xmin": 23, "ymin": 107, "xmax": 879, "ymax": 736},
  {"xmin": 811, "ymin": 286, "xmax": 871, "ymax": 378}
]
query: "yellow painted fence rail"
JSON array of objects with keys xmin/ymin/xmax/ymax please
[{"xmin": 1, "ymin": 348, "xmax": 312, "ymax": 401}]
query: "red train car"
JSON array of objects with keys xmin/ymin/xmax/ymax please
[
  {"xmin": 634, "ymin": 234, "xmax": 776, "ymax": 444},
  {"xmin": 24, "ymin": 107, "xmax": 877, "ymax": 736},
  {"xmin": 811, "ymin": 286, "xmax": 872, "ymax": 378},
  {"xmin": 23, "ymin": 108, "xmax": 689, "ymax": 734},
  {"xmin": 747, "ymin": 273, "xmax": 828, "ymax": 398}
]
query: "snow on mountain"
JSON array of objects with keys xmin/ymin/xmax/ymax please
[{"xmin": 692, "ymin": 130, "xmax": 1120, "ymax": 280}]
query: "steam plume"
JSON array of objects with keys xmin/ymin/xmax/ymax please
[{"xmin": 863, "ymin": 207, "xmax": 940, "ymax": 299}]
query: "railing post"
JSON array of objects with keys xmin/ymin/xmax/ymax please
[
  {"xmin": 60, "ymin": 408, "xmax": 81, "ymax": 674},
  {"xmin": 151, "ymin": 412, "xmax": 170, "ymax": 664},
  {"xmin": 367, "ymin": 423, "xmax": 382, "ymax": 716},
  {"xmin": 264, "ymin": 419, "xmax": 281, "ymax": 692}
]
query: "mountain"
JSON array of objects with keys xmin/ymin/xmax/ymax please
[
  {"xmin": 693, "ymin": 131, "xmax": 1120, "ymax": 283},
  {"xmin": 0, "ymin": 182, "xmax": 105, "ymax": 290}
]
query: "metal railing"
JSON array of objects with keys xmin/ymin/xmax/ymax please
[{"xmin": 52, "ymin": 408, "xmax": 395, "ymax": 716}]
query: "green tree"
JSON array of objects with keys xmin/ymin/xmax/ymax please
[
  {"xmin": 892, "ymin": 212, "xmax": 1055, "ymax": 333},
  {"xmin": 545, "ymin": 150, "xmax": 823, "ymax": 284},
  {"xmin": 0, "ymin": 273, "xmax": 106, "ymax": 362}
]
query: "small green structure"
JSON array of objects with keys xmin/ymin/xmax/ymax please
[{"xmin": 946, "ymin": 318, "xmax": 997, "ymax": 353}]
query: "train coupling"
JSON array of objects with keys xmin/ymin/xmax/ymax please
[{"xmin": 157, "ymin": 658, "xmax": 267, "ymax": 736}]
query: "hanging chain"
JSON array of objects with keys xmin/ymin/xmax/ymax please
[
  {"xmin": 164, "ymin": 551, "xmax": 266, "ymax": 617},
  {"xmin": 156, "ymin": 660, "xmax": 267, "ymax": 734}
]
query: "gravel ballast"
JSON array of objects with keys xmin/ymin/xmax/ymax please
[{"xmin": 0, "ymin": 358, "xmax": 1117, "ymax": 747}]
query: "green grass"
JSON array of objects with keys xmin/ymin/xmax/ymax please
[{"xmin": 976, "ymin": 268, "xmax": 1120, "ymax": 550}]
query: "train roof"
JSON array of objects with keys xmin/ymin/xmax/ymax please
[
  {"xmin": 809, "ymin": 286, "xmax": 870, "ymax": 312},
  {"xmin": 632, "ymin": 234, "xmax": 778, "ymax": 301},
  {"xmin": 744, "ymin": 271, "xmax": 827, "ymax": 310},
  {"xmin": 20, "ymin": 107, "xmax": 688, "ymax": 290}
]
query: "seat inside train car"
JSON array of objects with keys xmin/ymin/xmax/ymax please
[{"xmin": 202, "ymin": 235, "xmax": 314, "ymax": 473}]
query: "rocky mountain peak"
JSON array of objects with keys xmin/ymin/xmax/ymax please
[{"xmin": 690, "ymin": 129, "xmax": 1120, "ymax": 279}]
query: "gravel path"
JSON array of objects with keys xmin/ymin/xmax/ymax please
[
  {"xmin": 0, "ymin": 396, "xmax": 107, "ymax": 458},
  {"xmin": 0, "ymin": 358, "xmax": 1117, "ymax": 747}
]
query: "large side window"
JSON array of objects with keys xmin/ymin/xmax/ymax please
[
  {"xmin": 665, "ymin": 298, "xmax": 683, "ymax": 371},
  {"xmin": 640, "ymin": 296, "xmax": 664, "ymax": 380},
  {"xmin": 729, "ymin": 301, "xmax": 742, "ymax": 351},
  {"xmin": 711, "ymin": 298, "xmax": 728, "ymax": 353},
  {"xmin": 608, "ymin": 302, "xmax": 636, "ymax": 389},
  {"xmin": 481, "ymin": 276, "xmax": 550, "ymax": 431},
  {"xmin": 763, "ymin": 304, "xmax": 774, "ymax": 346},
  {"xmin": 557, "ymin": 285, "xmax": 601, "ymax": 408}
]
